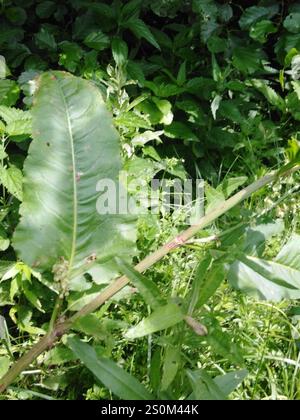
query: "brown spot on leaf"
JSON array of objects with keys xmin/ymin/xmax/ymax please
[
  {"xmin": 76, "ymin": 172, "xmax": 83, "ymax": 182},
  {"xmin": 86, "ymin": 253, "xmax": 97, "ymax": 263}
]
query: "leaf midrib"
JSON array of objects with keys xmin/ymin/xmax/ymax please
[{"xmin": 56, "ymin": 75, "xmax": 78, "ymax": 276}]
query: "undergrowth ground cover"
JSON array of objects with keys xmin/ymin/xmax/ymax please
[{"xmin": 0, "ymin": 0, "xmax": 300, "ymax": 400}]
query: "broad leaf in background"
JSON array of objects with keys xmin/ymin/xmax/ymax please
[
  {"xmin": 68, "ymin": 337, "xmax": 153, "ymax": 400},
  {"xmin": 13, "ymin": 72, "xmax": 136, "ymax": 289},
  {"xmin": 228, "ymin": 234, "xmax": 300, "ymax": 301}
]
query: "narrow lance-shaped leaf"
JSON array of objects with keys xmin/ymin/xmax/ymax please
[
  {"xmin": 115, "ymin": 257, "xmax": 165, "ymax": 309},
  {"xmin": 67, "ymin": 337, "xmax": 153, "ymax": 400},
  {"xmin": 13, "ymin": 72, "xmax": 136, "ymax": 288},
  {"xmin": 197, "ymin": 263, "xmax": 226, "ymax": 308},
  {"xmin": 186, "ymin": 369, "xmax": 226, "ymax": 401},
  {"xmin": 124, "ymin": 302, "xmax": 184, "ymax": 339},
  {"xmin": 161, "ymin": 346, "xmax": 181, "ymax": 391}
]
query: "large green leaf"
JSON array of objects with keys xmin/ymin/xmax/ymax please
[
  {"xmin": 67, "ymin": 337, "xmax": 153, "ymax": 400},
  {"xmin": 13, "ymin": 72, "xmax": 136, "ymax": 289},
  {"xmin": 228, "ymin": 235, "xmax": 300, "ymax": 301}
]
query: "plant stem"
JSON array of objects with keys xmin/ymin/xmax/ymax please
[
  {"xmin": 48, "ymin": 296, "xmax": 63, "ymax": 332},
  {"xmin": 0, "ymin": 166, "xmax": 299, "ymax": 393}
]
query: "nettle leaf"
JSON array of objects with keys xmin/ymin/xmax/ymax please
[
  {"xmin": 0, "ymin": 226, "xmax": 9, "ymax": 251},
  {"xmin": 251, "ymin": 79, "xmax": 285, "ymax": 112},
  {"xmin": 115, "ymin": 111, "xmax": 151, "ymax": 130},
  {"xmin": 67, "ymin": 337, "xmax": 153, "ymax": 400},
  {"xmin": 207, "ymin": 35, "xmax": 228, "ymax": 53},
  {"xmin": 0, "ymin": 105, "xmax": 32, "ymax": 137},
  {"xmin": 239, "ymin": 5, "xmax": 278, "ymax": 30},
  {"xmin": 124, "ymin": 18, "xmax": 160, "ymax": 50},
  {"xmin": 219, "ymin": 4, "xmax": 233, "ymax": 22},
  {"xmin": 192, "ymin": 0, "xmax": 217, "ymax": 17},
  {"xmin": 284, "ymin": 13, "xmax": 300, "ymax": 34},
  {"xmin": 286, "ymin": 92, "xmax": 300, "ymax": 120},
  {"xmin": 13, "ymin": 72, "xmax": 136, "ymax": 288},
  {"xmin": 121, "ymin": 0, "xmax": 143, "ymax": 20},
  {"xmin": 58, "ymin": 41, "xmax": 83, "ymax": 72},
  {"xmin": 0, "ymin": 80, "xmax": 20, "ymax": 106},
  {"xmin": 228, "ymin": 235, "xmax": 300, "ymax": 301},
  {"xmin": 6, "ymin": 120, "xmax": 32, "ymax": 137},
  {"xmin": 219, "ymin": 100, "xmax": 243, "ymax": 124},
  {"xmin": 112, "ymin": 38, "xmax": 128, "ymax": 67},
  {"xmin": 0, "ymin": 165, "xmax": 23, "ymax": 201},
  {"xmin": 232, "ymin": 47, "xmax": 265, "ymax": 74},
  {"xmin": 36, "ymin": 1, "xmax": 56, "ymax": 19},
  {"xmin": 0, "ymin": 105, "xmax": 31, "ymax": 125},
  {"xmin": 132, "ymin": 130, "xmax": 164, "ymax": 146},
  {"xmin": 151, "ymin": 97, "xmax": 173, "ymax": 125},
  {"xmin": 35, "ymin": 27, "xmax": 57, "ymax": 50},
  {"xmin": 249, "ymin": 20, "xmax": 277, "ymax": 44},
  {"xmin": 144, "ymin": 79, "xmax": 184, "ymax": 98},
  {"xmin": 5, "ymin": 6, "xmax": 27, "ymax": 26},
  {"xmin": 164, "ymin": 121, "xmax": 198, "ymax": 141},
  {"xmin": 84, "ymin": 31, "xmax": 110, "ymax": 51},
  {"xmin": 201, "ymin": 20, "xmax": 219, "ymax": 43},
  {"xmin": 290, "ymin": 57, "xmax": 300, "ymax": 81},
  {"xmin": 211, "ymin": 94, "xmax": 222, "ymax": 120}
]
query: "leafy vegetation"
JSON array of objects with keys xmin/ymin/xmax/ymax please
[{"xmin": 0, "ymin": 0, "xmax": 300, "ymax": 400}]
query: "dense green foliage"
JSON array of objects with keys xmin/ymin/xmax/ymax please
[{"xmin": 0, "ymin": 0, "xmax": 300, "ymax": 400}]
